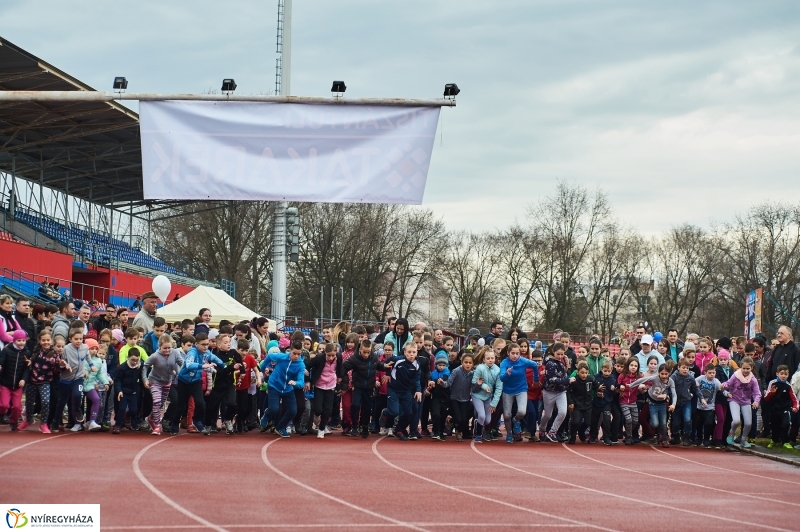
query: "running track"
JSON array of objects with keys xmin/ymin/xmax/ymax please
[{"xmin": 1, "ymin": 430, "xmax": 798, "ymax": 531}]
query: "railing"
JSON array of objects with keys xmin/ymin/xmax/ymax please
[
  {"xmin": 153, "ymin": 244, "xmax": 205, "ymax": 280},
  {"xmin": 0, "ymin": 267, "xmax": 140, "ymax": 307}
]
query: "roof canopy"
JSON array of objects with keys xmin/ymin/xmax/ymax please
[
  {"xmin": 157, "ymin": 285, "xmax": 275, "ymax": 331},
  {"xmin": 0, "ymin": 36, "xmax": 189, "ymax": 216}
]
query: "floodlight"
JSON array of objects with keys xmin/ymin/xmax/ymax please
[
  {"xmin": 443, "ymin": 83, "xmax": 460, "ymax": 99},
  {"xmin": 331, "ymin": 81, "xmax": 347, "ymax": 94},
  {"xmin": 221, "ymin": 79, "xmax": 237, "ymax": 93},
  {"xmin": 113, "ymin": 77, "xmax": 128, "ymax": 91}
]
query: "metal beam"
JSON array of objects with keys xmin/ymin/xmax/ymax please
[
  {"xmin": 1, "ymin": 122, "xmax": 137, "ymax": 151},
  {"xmin": 0, "ymin": 91, "xmax": 457, "ymax": 107}
]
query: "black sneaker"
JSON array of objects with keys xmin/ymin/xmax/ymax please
[
  {"xmin": 602, "ymin": 438, "xmax": 613, "ymax": 446},
  {"xmin": 408, "ymin": 433, "xmax": 420, "ymax": 440},
  {"xmin": 361, "ymin": 427, "xmax": 369, "ymax": 439},
  {"xmin": 396, "ymin": 432, "xmax": 409, "ymax": 441},
  {"xmin": 567, "ymin": 436, "xmax": 576, "ymax": 445}
]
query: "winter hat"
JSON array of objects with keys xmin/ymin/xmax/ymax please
[
  {"xmin": 278, "ymin": 336, "xmax": 291, "ymax": 350},
  {"xmin": 267, "ymin": 339, "xmax": 279, "ymax": 352},
  {"xmin": 84, "ymin": 338, "xmax": 99, "ymax": 350},
  {"xmin": 683, "ymin": 341, "xmax": 696, "ymax": 352},
  {"xmin": 111, "ymin": 329, "xmax": 125, "ymax": 343},
  {"xmin": 717, "ymin": 349, "xmax": 730, "ymax": 361},
  {"xmin": 85, "ymin": 330, "xmax": 98, "ymax": 340},
  {"xmin": 434, "ymin": 351, "xmax": 449, "ymax": 364},
  {"xmin": 11, "ymin": 329, "xmax": 27, "ymax": 341},
  {"xmin": 268, "ymin": 346, "xmax": 281, "ymax": 355},
  {"xmin": 208, "ymin": 328, "xmax": 220, "ymax": 340},
  {"xmin": 716, "ymin": 337, "xmax": 732, "ymax": 351}
]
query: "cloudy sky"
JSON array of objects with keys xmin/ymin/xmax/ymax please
[{"xmin": 2, "ymin": 1, "xmax": 799, "ymax": 234}]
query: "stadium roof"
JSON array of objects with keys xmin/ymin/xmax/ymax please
[{"xmin": 0, "ymin": 36, "xmax": 163, "ymax": 214}]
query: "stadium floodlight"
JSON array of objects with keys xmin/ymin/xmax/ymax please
[
  {"xmin": 112, "ymin": 77, "xmax": 128, "ymax": 92},
  {"xmin": 221, "ymin": 79, "xmax": 237, "ymax": 94},
  {"xmin": 331, "ymin": 81, "xmax": 346, "ymax": 98},
  {"xmin": 443, "ymin": 83, "xmax": 460, "ymax": 99}
]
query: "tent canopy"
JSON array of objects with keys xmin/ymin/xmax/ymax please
[{"xmin": 157, "ymin": 285, "xmax": 275, "ymax": 331}]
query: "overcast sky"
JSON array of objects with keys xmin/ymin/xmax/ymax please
[{"xmin": 2, "ymin": 1, "xmax": 799, "ymax": 234}]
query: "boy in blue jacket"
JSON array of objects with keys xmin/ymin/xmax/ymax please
[
  {"xmin": 382, "ymin": 342, "xmax": 419, "ymax": 441},
  {"xmin": 498, "ymin": 342, "xmax": 539, "ymax": 443},
  {"xmin": 428, "ymin": 352, "xmax": 451, "ymax": 440},
  {"xmin": 169, "ymin": 333, "xmax": 224, "ymax": 435},
  {"xmin": 262, "ymin": 339, "xmax": 305, "ymax": 438},
  {"xmin": 590, "ymin": 360, "xmax": 617, "ymax": 445}
]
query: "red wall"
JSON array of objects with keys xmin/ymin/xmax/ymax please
[
  {"xmin": 111, "ymin": 270, "xmax": 194, "ymax": 301},
  {"xmin": 0, "ymin": 239, "xmax": 73, "ymax": 281}
]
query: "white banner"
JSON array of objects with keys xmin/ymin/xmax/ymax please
[{"xmin": 140, "ymin": 101, "xmax": 440, "ymax": 204}]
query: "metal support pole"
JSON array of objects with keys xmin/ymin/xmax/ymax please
[
  {"xmin": 330, "ymin": 286, "xmax": 333, "ymax": 322},
  {"xmin": 340, "ymin": 286, "xmax": 344, "ymax": 321},
  {"xmin": 351, "ymin": 287, "xmax": 354, "ymax": 321},
  {"xmin": 320, "ymin": 287, "xmax": 324, "ymax": 328}
]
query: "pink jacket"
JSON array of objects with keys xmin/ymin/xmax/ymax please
[
  {"xmin": 0, "ymin": 314, "xmax": 21, "ymax": 345},
  {"xmin": 696, "ymin": 351, "xmax": 716, "ymax": 371}
]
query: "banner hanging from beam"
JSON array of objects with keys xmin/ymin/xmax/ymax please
[{"xmin": 140, "ymin": 101, "xmax": 440, "ymax": 204}]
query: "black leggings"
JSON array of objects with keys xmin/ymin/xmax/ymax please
[
  {"xmin": 235, "ymin": 390, "xmax": 252, "ymax": 430},
  {"xmin": 312, "ymin": 388, "xmax": 335, "ymax": 431},
  {"xmin": 450, "ymin": 399, "xmax": 472, "ymax": 436}
]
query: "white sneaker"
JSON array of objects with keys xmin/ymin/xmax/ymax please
[
  {"xmin": 317, "ymin": 430, "xmax": 325, "ymax": 439},
  {"xmin": 379, "ymin": 428, "xmax": 388, "ymax": 435},
  {"xmin": 287, "ymin": 424, "xmax": 294, "ymax": 434},
  {"xmin": 87, "ymin": 421, "xmax": 102, "ymax": 432},
  {"xmin": 323, "ymin": 427, "xmax": 331, "ymax": 434},
  {"xmin": 70, "ymin": 424, "xmax": 83, "ymax": 432}
]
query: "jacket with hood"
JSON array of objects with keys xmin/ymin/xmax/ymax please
[
  {"xmin": 472, "ymin": 363, "xmax": 503, "ymax": 407},
  {"xmin": 51, "ymin": 314, "xmax": 71, "ymax": 342},
  {"xmin": 143, "ymin": 348, "xmax": 184, "ymax": 384},
  {"xmin": 177, "ymin": 346, "xmax": 224, "ymax": 385},
  {"xmin": 498, "ymin": 357, "xmax": 539, "ymax": 395},
  {"xmin": 592, "ymin": 372, "xmax": 617, "ymax": 407},
  {"xmin": 567, "ymin": 375, "xmax": 594, "ymax": 411},
  {"xmin": 443, "ymin": 366, "xmax": 473, "ymax": 402},
  {"xmin": 308, "ymin": 352, "xmax": 342, "ymax": 388},
  {"xmin": 762, "ymin": 378, "xmax": 798, "ymax": 412},
  {"xmin": 714, "ymin": 364, "xmax": 734, "ymax": 403},
  {"xmin": 29, "ymin": 347, "xmax": 60, "ymax": 385},
  {"xmin": 141, "ymin": 330, "xmax": 160, "ymax": 357},
  {"xmin": 83, "ymin": 355, "xmax": 109, "ymax": 391},
  {"xmin": 340, "ymin": 351, "xmax": 388, "ymax": 390},
  {"xmin": 617, "ymin": 372, "xmax": 641, "ymax": 405},
  {"xmin": 262, "ymin": 352, "xmax": 305, "ymax": 394},
  {"xmin": 542, "ymin": 358, "xmax": 569, "ymax": 393},
  {"xmin": 0, "ymin": 343, "xmax": 30, "ymax": 389},
  {"xmin": 723, "ymin": 370, "xmax": 762, "ymax": 406},
  {"xmin": 383, "ymin": 318, "xmax": 413, "ymax": 357},
  {"xmin": 114, "ymin": 359, "xmax": 142, "ymax": 395},
  {"xmin": 60, "ymin": 342, "xmax": 88, "ymax": 383}
]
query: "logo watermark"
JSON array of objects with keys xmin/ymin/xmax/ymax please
[{"xmin": 4, "ymin": 505, "xmax": 99, "ymax": 530}]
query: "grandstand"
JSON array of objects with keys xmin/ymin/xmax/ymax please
[{"xmin": 0, "ymin": 36, "xmax": 219, "ymax": 308}]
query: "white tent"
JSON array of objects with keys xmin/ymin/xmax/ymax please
[{"xmin": 157, "ymin": 285, "xmax": 275, "ymax": 331}]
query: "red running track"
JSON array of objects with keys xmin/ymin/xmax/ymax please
[{"xmin": 1, "ymin": 429, "xmax": 798, "ymax": 531}]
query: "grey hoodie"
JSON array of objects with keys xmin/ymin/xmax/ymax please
[
  {"xmin": 51, "ymin": 314, "xmax": 71, "ymax": 342},
  {"xmin": 142, "ymin": 348, "xmax": 184, "ymax": 384},
  {"xmin": 60, "ymin": 342, "xmax": 88, "ymax": 382}
]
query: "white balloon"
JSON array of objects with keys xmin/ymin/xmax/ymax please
[{"xmin": 152, "ymin": 275, "xmax": 172, "ymax": 302}]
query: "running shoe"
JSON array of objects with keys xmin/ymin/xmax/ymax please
[
  {"xmin": 187, "ymin": 425, "xmax": 198, "ymax": 433},
  {"xmin": 323, "ymin": 426, "xmax": 332, "ymax": 434},
  {"xmin": 545, "ymin": 432, "xmax": 558, "ymax": 443},
  {"xmin": 431, "ymin": 434, "xmax": 443, "ymax": 441},
  {"xmin": 379, "ymin": 428, "xmax": 388, "ymax": 436},
  {"xmin": 602, "ymin": 438, "xmax": 612, "ymax": 446},
  {"xmin": 70, "ymin": 423, "xmax": 83, "ymax": 432},
  {"xmin": 767, "ymin": 441, "xmax": 776, "ymax": 448},
  {"xmin": 783, "ymin": 443, "xmax": 793, "ymax": 450},
  {"xmin": 456, "ymin": 432, "xmax": 463, "ymax": 442},
  {"xmin": 726, "ymin": 435, "xmax": 734, "ymax": 445},
  {"xmin": 40, "ymin": 424, "xmax": 51, "ymax": 434},
  {"xmin": 742, "ymin": 441, "xmax": 752, "ymax": 448},
  {"xmin": 17, "ymin": 420, "xmax": 29, "ymax": 431},
  {"xmin": 506, "ymin": 434, "xmax": 514, "ymax": 444},
  {"xmin": 151, "ymin": 426, "xmax": 162, "ymax": 436},
  {"xmin": 225, "ymin": 420, "xmax": 234, "ymax": 435},
  {"xmin": 10, "ymin": 423, "xmax": 17, "ymax": 432},
  {"xmin": 474, "ymin": 435, "xmax": 482, "ymax": 443},
  {"xmin": 112, "ymin": 426, "xmax": 121, "ymax": 434},
  {"xmin": 408, "ymin": 433, "xmax": 420, "ymax": 440},
  {"xmin": 147, "ymin": 416, "xmax": 156, "ymax": 432},
  {"xmin": 317, "ymin": 430, "xmax": 325, "ymax": 439},
  {"xmin": 396, "ymin": 432, "xmax": 409, "ymax": 441},
  {"xmin": 512, "ymin": 421, "xmax": 521, "ymax": 435},
  {"xmin": 274, "ymin": 427, "xmax": 290, "ymax": 438},
  {"xmin": 87, "ymin": 421, "xmax": 102, "ymax": 432}
]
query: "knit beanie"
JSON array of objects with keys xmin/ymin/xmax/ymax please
[
  {"xmin": 11, "ymin": 329, "xmax": 27, "ymax": 341},
  {"xmin": 84, "ymin": 338, "xmax": 99, "ymax": 350},
  {"xmin": 434, "ymin": 351, "xmax": 448, "ymax": 364},
  {"xmin": 112, "ymin": 329, "xmax": 125, "ymax": 343},
  {"xmin": 716, "ymin": 337, "xmax": 732, "ymax": 351},
  {"xmin": 717, "ymin": 349, "xmax": 730, "ymax": 360}
]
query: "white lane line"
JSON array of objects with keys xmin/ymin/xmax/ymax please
[
  {"xmin": 647, "ymin": 444, "xmax": 800, "ymax": 486},
  {"xmin": 472, "ymin": 441, "xmax": 781, "ymax": 529},
  {"xmin": 372, "ymin": 437, "xmax": 616, "ymax": 532},
  {"xmin": 0, "ymin": 433, "xmax": 68, "ymax": 459},
  {"xmin": 133, "ymin": 436, "xmax": 228, "ymax": 532},
  {"xmin": 562, "ymin": 444, "xmax": 795, "ymax": 532},
  {"xmin": 260, "ymin": 439, "xmax": 430, "ymax": 532}
]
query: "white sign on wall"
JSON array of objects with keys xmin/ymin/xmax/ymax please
[{"xmin": 140, "ymin": 101, "xmax": 440, "ymax": 204}]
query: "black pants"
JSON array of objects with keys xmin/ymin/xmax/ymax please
[
  {"xmin": 312, "ymin": 388, "xmax": 335, "ymax": 431},
  {"xmin": 760, "ymin": 399, "xmax": 772, "ymax": 436},
  {"xmin": 138, "ymin": 382, "xmax": 153, "ymax": 420},
  {"xmin": 330, "ymin": 394, "xmax": 341, "ymax": 426},
  {"xmin": 431, "ymin": 396, "xmax": 449, "ymax": 436},
  {"xmin": 292, "ymin": 388, "xmax": 306, "ymax": 430},
  {"xmin": 420, "ymin": 395, "xmax": 432, "ymax": 433},
  {"xmin": 450, "ymin": 399, "xmax": 472, "ymax": 436},
  {"xmin": 204, "ymin": 386, "xmax": 236, "ymax": 426},
  {"xmin": 174, "ymin": 381, "xmax": 205, "ymax": 429},
  {"xmin": 770, "ymin": 409, "xmax": 792, "ymax": 444},
  {"xmin": 570, "ymin": 408, "xmax": 591, "ymax": 440},
  {"xmin": 163, "ymin": 385, "xmax": 180, "ymax": 424},
  {"xmin": 698, "ymin": 409, "xmax": 715, "ymax": 442},
  {"xmin": 351, "ymin": 387, "xmax": 374, "ymax": 429},
  {"xmin": 609, "ymin": 401, "xmax": 622, "ymax": 441},
  {"xmin": 236, "ymin": 390, "xmax": 252, "ymax": 431},
  {"xmin": 590, "ymin": 404, "xmax": 611, "ymax": 440}
]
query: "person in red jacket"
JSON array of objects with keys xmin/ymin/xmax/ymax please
[
  {"xmin": 525, "ymin": 350, "xmax": 544, "ymax": 441},
  {"xmin": 617, "ymin": 357, "xmax": 642, "ymax": 445},
  {"xmin": 234, "ymin": 339, "xmax": 260, "ymax": 433}
]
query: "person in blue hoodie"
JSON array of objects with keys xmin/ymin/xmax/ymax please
[
  {"xmin": 428, "ymin": 351, "xmax": 451, "ymax": 440},
  {"xmin": 169, "ymin": 333, "xmax": 224, "ymax": 435},
  {"xmin": 262, "ymin": 339, "xmax": 306, "ymax": 438},
  {"xmin": 498, "ymin": 342, "xmax": 540, "ymax": 443}
]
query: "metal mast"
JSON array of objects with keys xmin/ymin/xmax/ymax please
[{"xmin": 271, "ymin": 0, "xmax": 292, "ymax": 328}]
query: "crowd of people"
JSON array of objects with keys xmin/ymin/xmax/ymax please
[{"xmin": 0, "ymin": 295, "xmax": 798, "ymax": 452}]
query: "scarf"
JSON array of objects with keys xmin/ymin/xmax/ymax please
[
  {"xmin": 0, "ymin": 308, "xmax": 18, "ymax": 331},
  {"xmin": 733, "ymin": 368, "xmax": 752, "ymax": 384}
]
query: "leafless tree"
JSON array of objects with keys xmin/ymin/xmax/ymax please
[{"xmin": 440, "ymin": 231, "xmax": 499, "ymax": 329}]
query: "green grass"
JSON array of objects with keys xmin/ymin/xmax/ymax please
[{"xmin": 752, "ymin": 438, "xmax": 800, "ymax": 458}]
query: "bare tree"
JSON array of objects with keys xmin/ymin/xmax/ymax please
[
  {"xmin": 495, "ymin": 226, "xmax": 545, "ymax": 328},
  {"xmin": 440, "ymin": 231, "xmax": 499, "ymax": 329}
]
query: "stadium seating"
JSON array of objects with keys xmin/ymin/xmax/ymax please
[{"xmin": 13, "ymin": 211, "xmax": 185, "ymax": 276}]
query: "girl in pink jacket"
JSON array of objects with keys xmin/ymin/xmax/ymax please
[{"xmin": 721, "ymin": 356, "xmax": 761, "ymax": 448}]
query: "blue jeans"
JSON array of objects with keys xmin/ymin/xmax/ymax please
[
  {"xmin": 409, "ymin": 396, "xmax": 422, "ymax": 435},
  {"xmin": 385, "ymin": 390, "xmax": 413, "ymax": 433},
  {"xmin": 268, "ymin": 387, "xmax": 297, "ymax": 431},
  {"xmin": 54, "ymin": 379, "xmax": 84, "ymax": 427},
  {"xmin": 524, "ymin": 399, "xmax": 541, "ymax": 434},
  {"xmin": 649, "ymin": 401, "xmax": 668, "ymax": 440},
  {"xmin": 670, "ymin": 401, "xmax": 692, "ymax": 438}
]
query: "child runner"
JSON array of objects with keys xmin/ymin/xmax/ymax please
[
  {"xmin": 472, "ymin": 347, "xmax": 502, "ymax": 443},
  {"xmin": 19, "ymin": 331, "xmax": 58, "ymax": 432},
  {"xmin": 339, "ymin": 333, "xmax": 358, "ymax": 435},
  {"xmin": 113, "ymin": 347, "xmax": 143, "ymax": 434},
  {"xmin": 443, "ymin": 352, "xmax": 474, "ymax": 442},
  {"xmin": 498, "ymin": 342, "xmax": 540, "ymax": 443},
  {"xmin": 55, "ymin": 329, "xmax": 88, "ymax": 432},
  {"xmin": 307, "ymin": 342, "xmax": 342, "ymax": 439},
  {"xmin": 340, "ymin": 339, "xmax": 389, "ymax": 438},
  {"xmin": 263, "ymin": 340, "xmax": 306, "ymax": 438},
  {"xmin": 374, "ymin": 342, "xmax": 393, "ymax": 435},
  {"xmin": 670, "ymin": 359, "xmax": 697, "ymax": 446},
  {"xmin": 713, "ymin": 350, "xmax": 734, "ymax": 447},
  {"xmin": 567, "ymin": 361, "xmax": 594, "ymax": 444},
  {"xmin": 382, "ymin": 342, "xmax": 420, "ymax": 441},
  {"xmin": 525, "ymin": 350, "xmax": 544, "ymax": 442},
  {"xmin": 82, "ymin": 338, "xmax": 109, "ymax": 432},
  {"xmin": 617, "ymin": 357, "xmax": 641, "ymax": 445},
  {"xmin": 170, "ymin": 333, "xmax": 221, "ymax": 435},
  {"xmin": 0, "ymin": 330, "xmax": 31, "ymax": 431},
  {"xmin": 695, "ymin": 363, "xmax": 722, "ymax": 448},
  {"xmin": 590, "ymin": 360, "xmax": 616, "ymax": 445},
  {"xmin": 143, "ymin": 334, "xmax": 184, "ymax": 435},
  {"xmin": 428, "ymin": 352, "xmax": 451, "ymax": 440},
  {"xmin": 539, "ymin": 342, "xmax": 570, "ymax": 443},
  {"xmin": 763, "ymin": 365, "xmax": 799, "ymax": 449},
  {"xmin": 721, "ymin": 356, "xmax": 761, "ymax": 448},
  {"xmin": 234, "ymin": 340, "xmax": 260, "ymax": 433}
]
